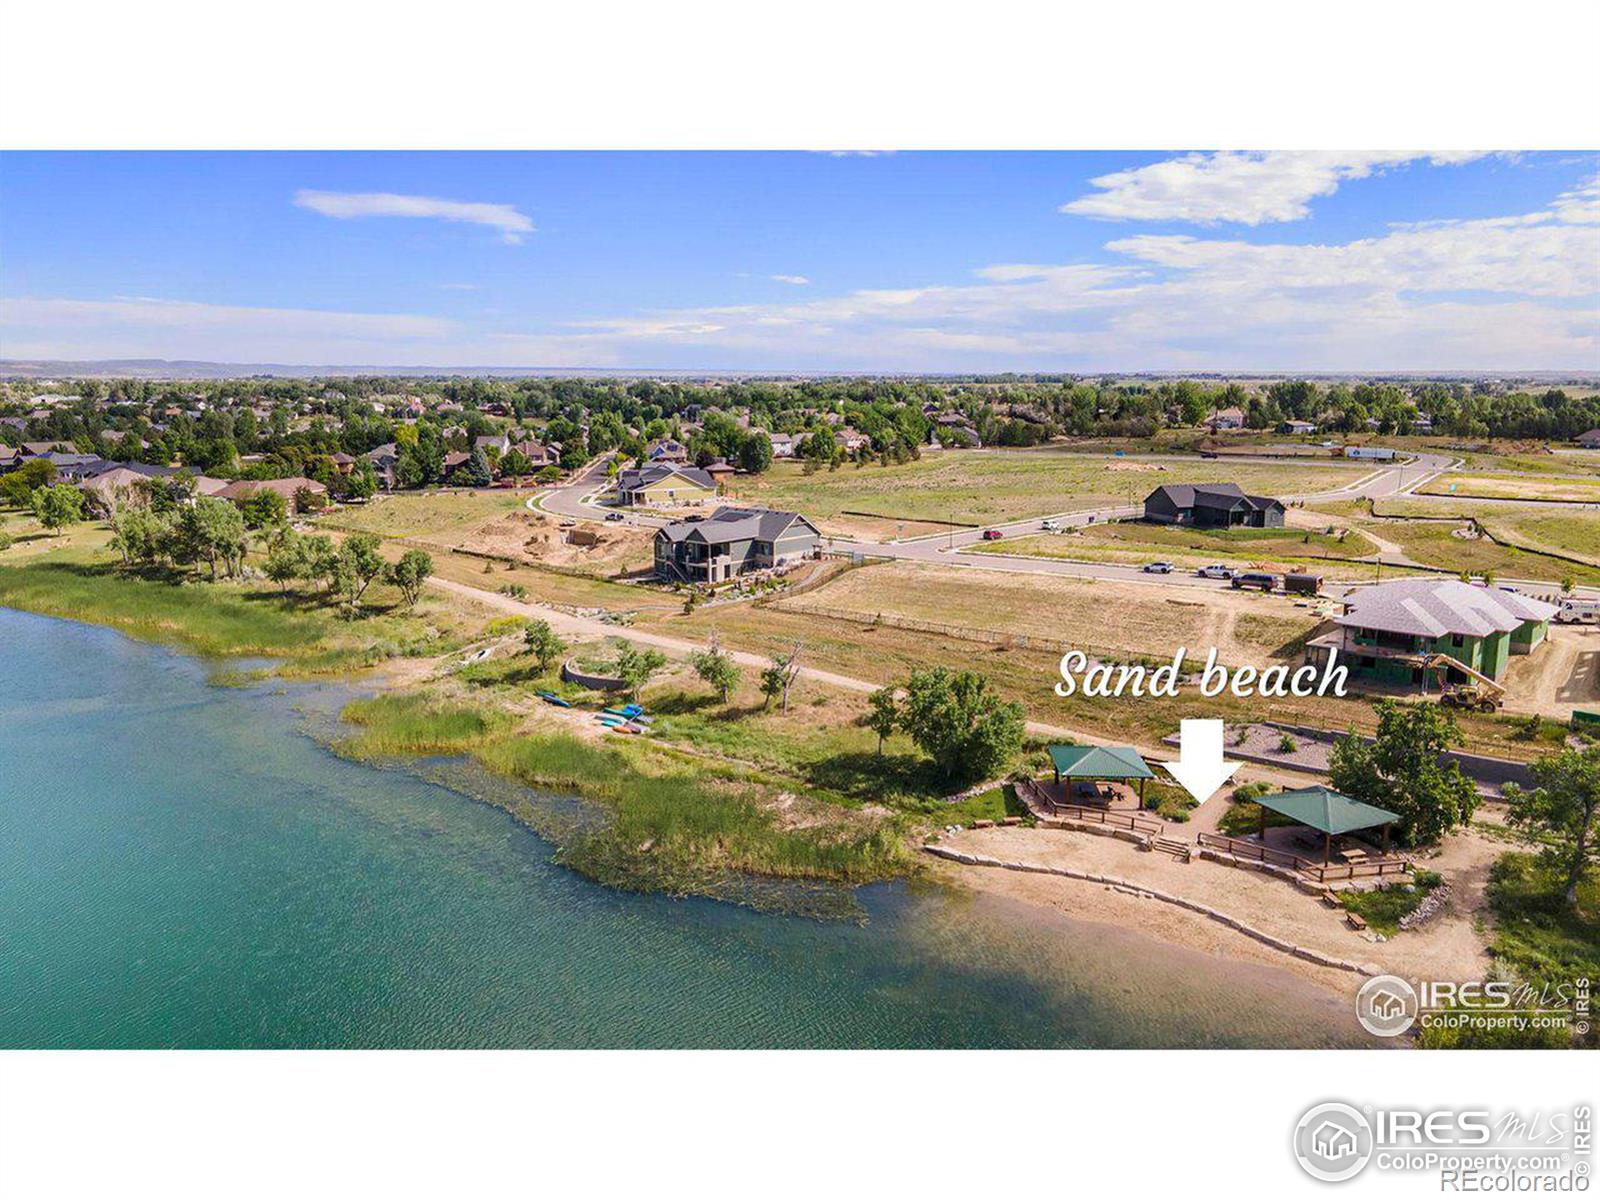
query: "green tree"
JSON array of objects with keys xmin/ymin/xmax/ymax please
[
  {"xmin": 690, "ymin": 635, "xmax": 741, "ymax": 702},
  {"xmin": 1329, "ymin": 699, "xmax": 1478, "ymax": 845},
  {"xmin": 297, "ymin": 534, "xmax": 340, "ymax": 593},
  {"xmin": 758, "ymin": 642, "xmax": 804, "ymax": 713},
  {"xmin": 263, "ymin": 532, "xmax": 306, "ymax": 593},
  {"xmin": 109, "ymin": 502, "xmax": 172, "ymax": 569},
  {"xmin": 866, "ymin": 686, "xmax": 899, "ymax": 755},
  {"xmin": 737, "ymin": 431, "xmax": 773, "ymax": 474},
  {"xmin": 499, "ymin": 449, "xmax": 532, "ymax": 487},
  {"xmin": 334, "ymin": 532, "xmax": 388, "ymax": 613},
  {"xmin": 614, "ymin": 641, "xmax": 668, "ymax": 701},
  {"xmin": 898, "ymin": 666, "xmax": 1025, "ymax": 783},
  {"xmin": 1, "ymin": 459, "xmax": 55, "ymax": 508},
  {"xmin": 177, "ymin": 496, "xmax": 248, "ymax": 580},
  {"xmin": 387, "ymin": 548, "xmax": 433, "ymax": 609},
  {"xmin": 30, "ymin": 483, "xmax": 84, "ymax": 531},
  {"xmin": 237, "ymin": 488, "xmax": 287, "ymax": 530},
  {"xmin": 522, "ymin": 619, "xmax": 567, "ymax": 674},
  {"xmin": 462, "ymin": 446, "xmax": 494, "ymax": 488},
  {"xmin": 346, "ymin": 461, "xmax": 378, "ymax": 501},
  {"xmin": 1504, "ymin": 744, "xmax": 1599, "ymax": 909}
]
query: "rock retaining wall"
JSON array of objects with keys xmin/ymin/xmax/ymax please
[{"xmin": 924, "ymin": 844, "xmax": 1379, "ymax": 976}]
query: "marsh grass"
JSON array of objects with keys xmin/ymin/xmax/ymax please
[
  {"xmin": 474, "ymin": 733, "xmax": 912, "ymax": 892},
  {"xmin": 337, "ymin": 692, "xmax": 517, "ymax": 758},
  {"xmin": 0, "ymin": 554, "xmax": 330, "ymax": 657}
]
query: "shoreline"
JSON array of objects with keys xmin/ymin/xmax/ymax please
[{"xmin": 924, "ymin": 821, "xmax": 1504, "ymax": 1010}]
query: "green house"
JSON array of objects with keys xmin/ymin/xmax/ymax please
[{"xmin": 1326, "ymin": 579, "xmax": 1556, "ymax": 687}]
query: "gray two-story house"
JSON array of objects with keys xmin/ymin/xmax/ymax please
[{"xmin": 653, "ymin": 506, "xmax": 822, "ymax": 584}]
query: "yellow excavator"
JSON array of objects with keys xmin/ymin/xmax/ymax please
[{"xmin": 1410, "ymin": 653, "xmax": 1506, "ymax": 713}]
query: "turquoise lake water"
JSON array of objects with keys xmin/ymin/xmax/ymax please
[{"xmin": 0, "ymin": 607, "xmax": 1370, "ymax": 1048}]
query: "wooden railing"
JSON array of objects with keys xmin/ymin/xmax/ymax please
[
  {"xmin": 1196, "ymin": 833, "xmax": 1413, "ymax": 882},
  {"xmin": 1052, "ymin": 804, "xmax": 1166, "ymax": 837},
  {"xmin": 1017, "ymin": 780, "xmax": 1165, "ymax": 836}
]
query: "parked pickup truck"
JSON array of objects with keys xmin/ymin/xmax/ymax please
[
  {"xmin": 1040, "ymin": 518, "xmax": 1063, "ymax": 533},
  {"xmin": 1196, "ymin": 564, "xmax": 1234, "ymax": 580}
]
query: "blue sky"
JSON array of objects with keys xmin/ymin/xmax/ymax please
[{"xmin": 2, "ymin": 151, "xmax": 1596, "ymax": 370}]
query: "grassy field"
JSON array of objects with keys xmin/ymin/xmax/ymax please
[
  {"xmin": 1302, "ymin": 499, "xmax": 1600, "ymax": 584},
  {"xmin": 315, "ymin": 490, "xmax": 525, "ymax": 541},
  {"xmin": 723, "ymin": 450, "xmax": 1363, "ymax": 537},
  {"xmin": 637, "ymin": 564, "xmax": 1558, "ymax": 761},
  {"xmin": 975, "ymin": 522, "xmax": 1382, "ymax": 572},
  {"xmin": 0, "ymin": 518, "xmax": 482, "ymax": 669},
  {"xmin": 1419, "ymin": 472, "xmax": 1600, "ymax": 503},
  {"xmin": 772, "ymin": 560, "xmax": 1321, "ymax": 662}
]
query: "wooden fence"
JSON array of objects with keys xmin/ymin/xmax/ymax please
[
  {"xmin": 1196, "ymin": 832, "xmax": 1413, "ymax": 883},
  {"xmin": 768, "ymin": 600, "xmax": 1164, "ymax": 667}
]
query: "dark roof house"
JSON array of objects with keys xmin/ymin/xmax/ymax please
[
  {"xmin": 653, "ymin": 506, "xmax": 821, "ymax": 584},
  {"xmin": 1143, "ymin": 482, "xmax": 1286, "ymax": 528}
]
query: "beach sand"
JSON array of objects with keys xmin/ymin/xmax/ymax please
[{"xmin": 929, "ymin": 817, "xmax": 1502, "ymax": 1001}]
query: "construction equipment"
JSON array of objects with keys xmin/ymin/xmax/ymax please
[
  {"xmin": 1412, "ymin": 653, "xmax": 1506, "ymax": 712},
  {"xmin": 1439, "ymin": 681, "xmax": 1503, "ymax": 713}
]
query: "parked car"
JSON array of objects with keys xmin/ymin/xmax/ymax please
[
  {"xmin": 1143, "ymin": 561, "xmax": 1175, "ymax": 574},
  {"xmin": 1231, "ymin": 571, "xmax": 1279, "ymax": 592},
  {"xmin": 981, "ymin": 529, "xmax": 1004, "ymax": 541},
  {"xmin": 1199, "ymin": 450, "xmax": 1219, "ymax": 459},
  {"xmin": 1196, "ymin": 564, "xmax": 1234, "ymax": 580},
  {"xmin": 605, "ymin": 511, "xmax": 625, "ymax": 522}
]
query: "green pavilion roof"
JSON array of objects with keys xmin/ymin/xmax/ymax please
[
  {"xmin": 1256, "ymin": 786, "xmax": 1400, "ymax": 835},
  {"xmin": 1047, "ymin": 744, "xmax": 1154, "ymax": 780}
]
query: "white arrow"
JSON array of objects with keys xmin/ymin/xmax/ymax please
[{"xmin": 1162, "ymin": 718, "xmax": 1242, "ymax": 805}]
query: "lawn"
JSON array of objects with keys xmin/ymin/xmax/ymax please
[
  {"xmin": 974, "ymin": 521, "xmax": 1381, "ymax": 571},
  {"xmin": 724, "ymin": 451, "xmax": 1363, "ymax": 537}
]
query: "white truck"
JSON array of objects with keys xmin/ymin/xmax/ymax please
[{"xmin": 1556, "ymin": 598, "xmax": 1600, "ymax": 625}]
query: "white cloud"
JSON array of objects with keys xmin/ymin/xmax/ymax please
[
  {"xmin": 1062, "ymin": 151, "xmax": 1489, "ymax": 225},
  {"xmin": 0, "ymin": 295, "xmax": 457, "ymax": 363},
  {"xmin": 293, "ymin": 190, "xmax": 534, "ymax": 244},
  {"xmin": 9, "ymin": 173, "xmax": 1596, "ymax": 371},
  {"xmin": 769, "ymin": 274, "xmax": 810, "ymax": 285}
]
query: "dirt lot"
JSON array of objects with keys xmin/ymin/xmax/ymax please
[
  {"xmin": 461, "ymin": 507, "xmax": 655, "ymax": 576},
  {"xmin": 1503, "ymin": 624, "xmax": 1600, "ymax": 718},
  {"xmin": 776, "ymin": 560, "xmax": 1322, "ymax": 663}
]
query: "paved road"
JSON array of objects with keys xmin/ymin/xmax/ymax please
[{"xmin": 532, "ymin": 447, "xmax": 1595, "ymax": 595}]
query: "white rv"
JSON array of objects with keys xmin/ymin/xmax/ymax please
[{"xmin": 1555, "ymin": 598, "xmax": 1600, "ymax": 625}]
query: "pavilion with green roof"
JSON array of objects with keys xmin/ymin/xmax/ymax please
[
  {"xmin": 1253, "ymin": 785, "xmax": 1401, "ymax": 861},
  {"xmin": 1047, "ymin": 744, "xmax": 1155, "ymax": 807}
]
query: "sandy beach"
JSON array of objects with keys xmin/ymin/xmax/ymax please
[{"xmin": 927, "ymin": 813, "xmax": 1505, "ymax": 1003}]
